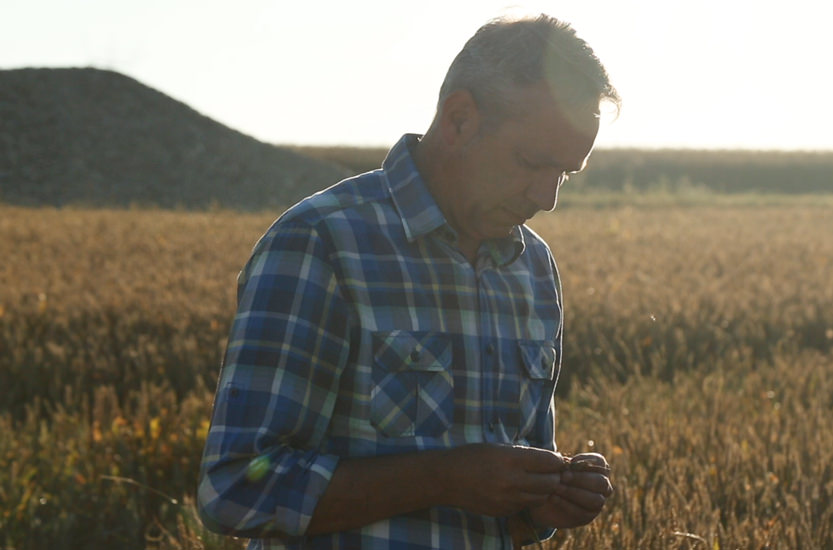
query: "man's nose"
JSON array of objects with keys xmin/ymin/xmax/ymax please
[{"xmin": 525, "ymin": 171, "xmax": 563, "ymax": 212}]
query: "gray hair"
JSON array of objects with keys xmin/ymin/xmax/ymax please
[{"xmin": 438, "ymin": 15, "xmax": 621, "ymax": 122}]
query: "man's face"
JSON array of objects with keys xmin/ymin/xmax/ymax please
[{"xmin": 445, "ymin": 84, "xmax": 600, "ymax": 245}]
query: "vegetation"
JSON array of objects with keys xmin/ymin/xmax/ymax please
[
  {"xmin": 1, "ymin": 197, "xmax": 832, "ymax": 548},
  {"xmin": 290, "ymin": 145, "xmax": 833, "ymax": 195}
]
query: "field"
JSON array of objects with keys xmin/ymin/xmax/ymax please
[{"xmin": 1, "ymin": 197, "xmax": 832, "ymax": 549}]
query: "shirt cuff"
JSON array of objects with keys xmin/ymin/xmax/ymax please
[{"xmin": 290, "ymin": 452, "xmax": 341, "ymax": 536}]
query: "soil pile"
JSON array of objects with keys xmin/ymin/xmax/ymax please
[{"xmin": 0, "ymin": 68, "xmax": 350, "ymax": 210}]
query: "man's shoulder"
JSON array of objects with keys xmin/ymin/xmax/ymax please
[
  {"xmin": 277, "ymin": 169, "xmax": 390, "ymax": 229},
  {"xmin": 243, "ymin": 170, "xmax": 394, "ymax": 271}
]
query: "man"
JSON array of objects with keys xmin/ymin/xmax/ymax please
[{"xmin": 199, "ymin": 14, "xmax": 620, "ymax": 549}]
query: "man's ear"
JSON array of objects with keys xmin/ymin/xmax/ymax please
[{"xmin": 438, "ymin": 89, "xmax": 481, "ymax": 149}]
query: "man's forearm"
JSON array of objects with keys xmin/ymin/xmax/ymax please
[
  {"xmin": 306, "ymin": 443, "xmax": 567, "ymax": 536},
  {"xmin": 305, "ymin": 449, "xmax": 448, "ymax": 535}
]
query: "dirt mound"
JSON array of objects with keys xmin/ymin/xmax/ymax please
[{"xmin": 0, "ymin": 68, "xmax": 350, "ymax": 210}]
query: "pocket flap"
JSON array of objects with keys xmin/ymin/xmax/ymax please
[
  {"xmin": 518, "ymin": 341, "xmax": 557, "ymax": 380},
  {"xmin": 373, "ymin": 331, "xmax": 452, "ymax": 373}
]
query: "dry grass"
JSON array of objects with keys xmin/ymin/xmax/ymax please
[{"xmin": 1, "ymin": 203, "xmax": 831, "ymax": 548}]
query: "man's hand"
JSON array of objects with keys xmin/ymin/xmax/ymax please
[
  {"xmin": 527, "ymin": 452, "xmax": 613, "ymax": 529},
  {"xmin": 439, "ymin": 444, "xmax": 569, "ymax": 517}
]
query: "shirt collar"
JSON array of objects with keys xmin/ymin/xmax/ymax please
[
  {"xmin": 383, "ymin": 134, "xmax": 446, "ymax": 242},
  {"xmin": 383, "ymin": 134, "xmax": 526, "ymax": 267},
  {"xmin": 483, "ymin": 226, "xmax": 526, "ymax": 267}
]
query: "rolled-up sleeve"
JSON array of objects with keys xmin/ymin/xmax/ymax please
[{"xmin": 198, "ymin": 220, "xmax": 352, "ymax": 538}]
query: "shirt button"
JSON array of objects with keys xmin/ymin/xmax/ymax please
[
  {"xmin": 486, "ymin": 343, "xmax": 496, "ymax": 355},
  {"xmin": 410, "ymin": 349, "xmax": 421, "ymax": 362}
]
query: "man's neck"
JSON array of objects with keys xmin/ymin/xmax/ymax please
[{"xmin": 412, "ymin": 134, "xmax": 481, "ymax": 263}]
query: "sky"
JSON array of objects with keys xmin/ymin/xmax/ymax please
[{"xmin": 2, "ymin": 0, "xmax": 832, "ymax": 151}]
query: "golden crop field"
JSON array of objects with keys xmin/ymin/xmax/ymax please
[{"xmin": 1, "ymin": 201, "xmax": 832, "ymax": 549}]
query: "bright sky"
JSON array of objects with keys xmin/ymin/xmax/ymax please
[{"xmin": 3, "ymin": 0, "xmax": 832, "ymax": 150}]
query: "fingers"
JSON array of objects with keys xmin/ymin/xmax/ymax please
[
  {"xmin": 528, "ymin": 481, "xmax": 611, "ymax": 529},
  {"xmin": 545, "ymin": 493, "xmax": 603, "ymax": 527},
  {"xmin": 569, "ymin": 452, "xmax": 609, "ymax": 467},
  {"xmin": 520, "ymin": 471, "xmax": 566, "ymax": 496},
  {"xmin": 519, "ymin": 470, "xmax": 613, "ymax": 528},
  {"xmin": 561, "ymin": 470, "xmax": 613, "ymax": 495},
  {"xmin": 568, "ymin": 460, "xmax": 610, "ymax": 475},
  {"xmin": 514, "ymin": 445, "xmax": 569, "ymax": 473},
  {"xmin": 524, "ymin": 453, "xmax": 614, "ymax": 530},
  {"xmin": 568, "ymin": 452, "xmax": 610, "ymax": 474},
  {"xmin": 552, "ymin": 473, "xmax": 612, "ymax": 512}
]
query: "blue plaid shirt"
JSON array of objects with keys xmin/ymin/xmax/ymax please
[{"xmin": 198, "ymin": 134, "xmax": 563, "ymax": 549}]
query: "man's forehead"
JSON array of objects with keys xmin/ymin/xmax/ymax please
[
  {"xmin": 508, "ymin": 82, "xmax": 600, "ymax": 123},
  {"xmin": 504, "ymin": 85, "xmax": 599, "ymax": 167}
]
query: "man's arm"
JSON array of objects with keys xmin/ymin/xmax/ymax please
[
  {"xmin": 198, "ymin": 221, "xmax": 353, "ymax": 538},
  {"xmin": 307, "ymin": 443, "xmax": 569, "ymax": 536}
]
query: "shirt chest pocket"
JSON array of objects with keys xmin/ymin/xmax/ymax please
[
  {"xmin": 516, "ymin": 341, "xmax": 558, "ymax": 442},
  {"xmin": 370, "ymin": 331, "xmax": 454, "ymax": 438}
]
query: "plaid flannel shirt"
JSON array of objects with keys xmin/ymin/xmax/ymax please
[{"xmin": 198, "ymin": 134, "xmax": 563, "ymax": 549}]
